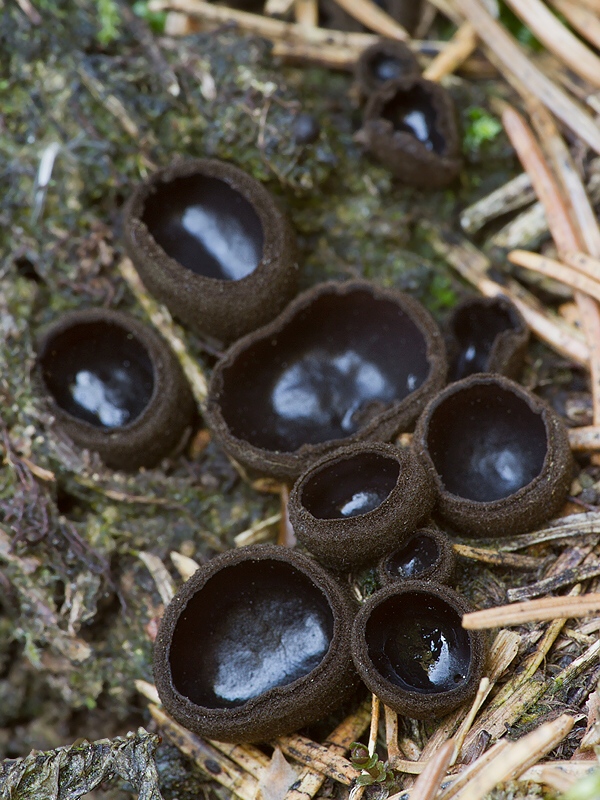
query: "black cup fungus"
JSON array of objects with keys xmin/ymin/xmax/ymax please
[
  {"xmin": 355, "ymin": 40, "xmax": 420, "ymax": 97},
  {"xmin": 35, "ymin": 308, "xmax": 195, "ymax": 471},
  {"xmin": 378, "ymin": 527, "xmax": 455, "ymax": 586},
  {"xmin": 205, "ymin": 280, "xmax": 447, "ymax": 482},
  {"xmin": 124, "ymin": 159, "xmax": 298, "ymax": 344},
  {"xmin": 358, "ymin": 75, "xmax": 461, "ymax": 189},
  {"xmin": 352, "ymin": 582, "xmax": 485, "ymax": 719},
  {"xmin": 446, "ymin": 296, "xmax": 529, "ymax": 382},
  {"xmin": 288, "ymin": 442, "xmax": 435, "ymax": 571},
  {"xmin": 154, "ymin": 545, "xmax": 359, "ymax": 742},
  {"xmin": 414, "ymin": 374, "xmax": 573, "ymax": 538}
]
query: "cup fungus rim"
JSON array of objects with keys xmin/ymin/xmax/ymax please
[
  {"xmin": 377, "ymin": 526, "xmax": 455, "ymax": 586},
  {"xmin": 355, "ymin": 39, "xmax": 420, "ymax": 96},
  {"xmin": 288, "ymin": 442, "xmax": 436, "ymax": 571},
  {"xmin": 363, "ymin": 74, "xmax": 461, "ymax": 161},
  {"xmin": 446, "ymin": 295, "xmax": 529, "ymax": 380},
  {"xmin": 351, "ymin": 581, "xmax": 485, "ymax": 718},
  {"xmin": 415, "ymin": 373, "xmax": 566, "ymax": 510},
  {"xmin": 205, "ymin": 279, "xmax": 447, "ymax": 480},
  {"xmin": 153, "ymin": 544, "xmax": 357, "ymax": 740},
  {"xmin": 35, "ymin": 308, "xmax": 172, "ymax": 437},
  {"xmin": 124, "ymin": 157, "xmax": 291, "ymax": 289}
]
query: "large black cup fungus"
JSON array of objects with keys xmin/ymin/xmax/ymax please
[
  {"xmin": 153, "ymin": 545, "xmax": 358, "ymax": 742},
  {"xmin": 205, "ymin": 280, "xmax": 447, "ymax": 482},
  {"xmin": 123, "ymin": 159, "xmax": 298, "ymax": 344},
  {"xmin": 378, "ymin": 527, "xmax": 455, "ymax": 587},
  {"xmin": 414, "ymin": 374, "xmax": 573, "ymax": 538},
  {"xmin": 446, "ymin": 296, "xmax": 529, "ymax": 382},
  {"xmin": 355, "ymin": 40, "xmax": 420, "ymax": 97},
  {"xmin": 288, "ymin": 443, "xmax": 435, "ymax": 571},
  {"xmin": 358, "ymin": 75, "xmax": 461, "ymax": 189},
  {"xmin": 35, "ymin": 308, "xmax": 194, "ymax": 471},
  {"xmin": 351, "ymin": 582, "xmax": 485, "ymax": 719}
]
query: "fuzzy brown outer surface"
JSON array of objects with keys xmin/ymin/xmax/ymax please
[
  {"xmin": 205, "ymin": 280, "xmax": 448, "ymax": 483},
  {"xmin": 153, "ymin": 544, "xmax": 360, "ymax": 743},
  {"xmin": 413, "ymin": 374, "xmax": 574, "ymax": 538},
  {"xmin": 34, "ymin": 308, "xmax": 195, "ymax": 471},
  {"xmin": 288, "ymin": 443, "xmax": 435, "ymax": 571},
  {"xmin": 351, "ymin": 581, "xmax": 485, "ymax": 719},
  {"xmin": 377, "ymin": 526, "xmax": 456, "ymax": 587},
  {"xmin": 123, "ymin": 158, "xmax": 299, "ymax": 345},
  {"xmin": 359, "ymin": 76, "xmax": 462, "ymax": 189},
  {"xmin": 445, "ymin": 295, "xmax": 529, "ymax": 381}
]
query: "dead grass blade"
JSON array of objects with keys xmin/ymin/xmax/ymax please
[
  {"xmin": 503, "ymin": 0, "xmax": 600, "ymax": 88},
  {"xmin": 119, "ymin": 257, "xmax": 208, "ymax": 405},
  {"xmin": 423, "ymin": 21, "xmax": 477, "ymax": 81},
  {"xmin": 463, "ymin": 593, "xmax": 600, "ymax": 629},
  {"xmin": 547, "ymin": 0, "xmax": 600, "ymax": 51},
  {"xmin": 450, "ymin": 715, "xmax": 575, "ymax": 800},
  {"xmin": 329, "ymin": 0, "xmax": 408, "ymax": 38},
  {"xmin": 509, "ymin": 250, "xmax": 600, "ymax": 303},
  {"xmin": 410, "ymin": 740, "xmax": 454, "ymax": 800},
  {"xmin": 455, "ymin": 0, "xmax": 600, "ymax": 154}
]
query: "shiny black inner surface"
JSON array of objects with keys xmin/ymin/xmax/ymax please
[
  {"xmin": 381, "ymin": 84, "xmax": 445, "ymax": 154},
  {"xmin": 219, "ymin": 291, "xmax": 431, "ymax": 451},
  {"xmin": 301, "ymin": 453, "xmax": 400, "ymax": 520},
  {"xmin": 170, "ymin": 561, "xmax": 334, "ymax": 709},
  {"xmin": 366, "ymin": 593, "xmax": 471, "ymax": 693},
  {"xmin": 142, "ymin": 174, "xmax": 264, "ymax": 280},
  {"xmin": 385, "ymin": 534, "xmax": 440, "ymax": 579},
  {"xmin": 450, "ymin": 304, "xmax": 516, "ymax": 381},
  {"xmin": 369, "ymin": 54, "xmax": 405, "ymax": 84},
  {"xmin": 41, "ymin": 322, "xmax": 154, "ymax": 429},
  {"xmin": 427, "ymin": 384, "xmax": 547, "ymax": 502}
]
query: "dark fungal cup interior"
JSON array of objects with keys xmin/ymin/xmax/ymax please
[
  {"xmin": 365, "ymin": 592, "xmax": 471, "ymax": 693},
  {"xmin": 450, "ymin": 302, "xmax": 517, "ymax": 380},
  {"xmin": 218, "ymin": 289, "xmax": 431, "ymax": 452},
  {"xmin": 370, "ymin": 53, "xmax": 410, "ymax": 83},
  {"xmin": 40, "ymin": 320, "xmax": 154, "ymax": 429},
  {"xmin": 142, "ymin": 174, "xmax": 264, "ymax": 281},
  {"xmin": 384, "ymin": 534, "xmax": 440, "ymax": 579},
  {"xmin": 382, "ymin": 84, "xmax": 445, "ymax": 154},
  {"xmin": 426, "ymin": 383, "xmax": 547, "ymax": 502},
  {"xmin": 169, "ymin": 560, "xmax": 334, "ymax": 709},
  {"xmin": 301, "ymin": 452, "xmax": 399, "ymax": 519}
]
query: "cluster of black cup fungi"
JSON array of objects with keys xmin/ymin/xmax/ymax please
[{"xmin": 33, "ymin": 62, "xmax": 574, "ymax": 745}]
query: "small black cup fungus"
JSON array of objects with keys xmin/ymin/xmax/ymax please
[
  {"xmin": 355, "ymin": 40, "xmax": 420, "ymax": 97},
  {"xmin": 153, "ymin": 545, "xmax": 358, "ymax": 742},
  {"xmin": 123, "ymin": 159, "xmax": 298, "ymax": 344},
  {"xmin": 352, "ymin": 582, "xmax": 485, "ymax": 719},
  {"xmin": 205, "ymin": 280, "xmax": 447, "ymax": 482},
  {"xmin": 358, "ymin": 75, "xmax": 461, "ymax": 189},
  {"xmin": 446, "ymin": 296, "xmax": 529, "ymax": 382},
  {"xmin": 35, "ymin": 308, "xmax": 194, "ymax": 471},
  {"xmin": 378, "ymin": 527, "xmax": 455, "ymax": 586},
  {"xmin": 288, "ymin": 443, "xmax": 435, "ymax": 571},
  {"xmin": 414, "ymin": 374, "xmax": 573, "ymax": 538}
]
